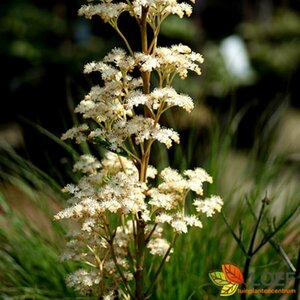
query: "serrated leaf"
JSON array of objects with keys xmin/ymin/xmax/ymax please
[
  {"xmin": 222, "ymin": 263, "xmax": 244, "ymax": 284},
  {"xmin": 220, "ymin": 283, "xmax": 239, "ymax": 296},
  {"xmin": 91, "ymin": 137, "xmax": 128, "ymax": 157},
  {"xmin": 209, "ymin": 271, "xmax": 230, "ymax": 286}
]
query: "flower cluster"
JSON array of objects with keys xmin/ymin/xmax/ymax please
[
  {"xmin": 55, "ymin": 152, "xmax": 222, "ymax": 296},
  {"xmin": 61, "ymin": 225, "xmax": 134, "ymax": 296},
  {"xmin": 79, "ymin": 0, "xmax": 194, "ymax": 25},
  {"xmin": 149, "ymin": 167, "xmax": 222, "ymax": 233},
  {"xmin": 136, "ymin": 44, "xmax": 204, "ymax": 79},
  {"xmin": 56, "ymin": 0, "xmax": 223, "ymax": 298},
  {"xmin": 62, "ymin": 43, "xmax": 203, "ymax": 151}
]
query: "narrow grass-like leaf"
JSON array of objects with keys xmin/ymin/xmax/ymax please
[
  {"xmin": 19, "ymin": 117, "xmax": 80, "ymax": 160},
  {"xmin": 253, "ymin": 205, "xmax": 299, "ymax": 255}
]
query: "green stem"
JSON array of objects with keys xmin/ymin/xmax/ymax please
[
  {"xmin": 222, "ymin": 212, "xmax": 247, "ymax": 255},
  {"xmin": 141, "ymin": 7, "xmax": 148, "ymax": 54},
  {"xmin": 134, "ymin": 142, "xmax": 152, "ymax": 300},
  {"xmin": 140, "ymin": 6, "xmax": 151, "ymax": 96},
  {"xmin": 241, "ymin": 198, "xmax": 267, "ymax": 300},
  {"xmin": 139, "ymin": 144, "xmax": 151, "ymax": 182},
  {"xmin": 133, "ymin": 6, "xmax": 158, "ymax": 299},
  {"xmin": 145, "ymin": 224, "xmax": 157, "ymax": 244},
  {"xmin": 148, "ymin": 16, "xmax": 161, "ymax": 54},
  {"xmin": 135, "ymin": 215, "xmax": 146, "ymax": 300},
  {"xmin": 114, "ymin": 24, "xmax": 134, "ymax": 57},
  {"xmin": 145, "ymin": 234, "xmax": 178, "ymax": 297}
]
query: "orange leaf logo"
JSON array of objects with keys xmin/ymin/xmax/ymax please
[{"xmin": 222, "ymin": 263, "xmax": 244, "ymax": 284}]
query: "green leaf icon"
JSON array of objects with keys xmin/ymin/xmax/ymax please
[
  {"xmin": 220, "ymin": 283, "xmax": 239, "ymax": 296},
  {"xmin": 209, "ymin": 271, "xmax": 230, "ymax": 286}
]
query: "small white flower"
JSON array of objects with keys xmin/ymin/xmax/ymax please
[
  {"xmin": 149, "ymin": 189, "xmax": 176, "ymax": 210},
  {"xmin": 135, "ymin": 52, "xmax": 160, "ymax": 72},
  {"xmin": 78, "ymin": 3, "xmax": 129, "ymax": 23},
  {"xmin": 147, "ymin": 238, "xmax": 172, "ymax": 257},
  {"xmin": 61, "ymin": 124, "xmax": 89, "ymax": 144},
  {"xmin": 184, "ymin": 168, "xmax": 213, "ymax": 195},
  {"xmin": 81, "ymin": 218, "xmax": 97, "ymax": 232},
  {"xmin": 159, "ymin": 167, "xmax": 187, "ymax": 193},
  {"xmin": 193, "ymin": 195, "xmax": 223, "ymax": 217},
  {"xmin": 73, "ymin": 154, "xmax": 101, "ymax": 175},
  {"xmin": 184, "ymin": 215, "xmax": 203, "ymax": 228},
  {"xmin": 171, "ymin": 218, "xmax": 187, "ymax": 233},
  {"xmin": 66, "ymin": 269, "xmax": 101, "ymax": 293},
  {"xmin": 155, "ymin": 213, "xmax": 173, "ymax": 224}
]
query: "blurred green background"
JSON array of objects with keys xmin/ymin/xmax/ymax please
[{"xmin": 0, "ymin": 0, "xmax": 299, "ymax": 299}]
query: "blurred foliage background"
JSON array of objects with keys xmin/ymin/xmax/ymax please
[{"xmin": 0, "ymin": 0, "xmax": 300, "ymax": 299}]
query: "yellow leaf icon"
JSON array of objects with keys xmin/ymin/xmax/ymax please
[{"xmin": 220, "ymin": 282, "xmax": 238, "ymax": 296}]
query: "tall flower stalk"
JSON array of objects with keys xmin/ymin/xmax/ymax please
[{"xmin": 55, "ymin": 0, "xmax": 223, "ymax": 299}]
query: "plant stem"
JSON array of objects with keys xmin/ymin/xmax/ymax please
[
  {"xmin": 140, "ymin": 6, "xmax": 151, "ymax": 96},
  {"xmin": 141, "ymin": 7, "xmax": 148, "ymax": 54},
  {"xmin": 134, "ymin": 6, "xmax": 158, "ymax": 299},
  {"xmin": 292, "ymin": 245, "xmax": 300, "ymax": 300},
  {"xmin": 145, "ymin": 234, "xmax": 178, "ymax": 297},
  {"xmin": 145, "ymin": 224, "xmax": 157, "ymax": 244},
  {"xmin": 222, "ymin": 212, "xmax": 247, "ymax": 255},
  {"xmin": 134, "ymin": 146, "xmax": 151, "ymax": 299},
  {"xmin": 241, "ymin": 198, "xmax": 267, "ymax": 300},
  {"xmin": 135, "ymin": 215, "xmax": 146, "ymax": 299},
  {"xmin": 114, "ymin": 23, "xmax": 134, "ymax": 57}
]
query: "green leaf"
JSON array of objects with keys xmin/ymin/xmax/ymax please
[
  {"xmin": 220, "ymin": 283, "xmax": 239, "ymax": 296},
  {"xmin": 91, "ymin": 137, "xmax": 128, "ymax": 157},
  {"xmin": 209, "ymin": 271, "xmax": 230, "ymax": 286},
  {"xmin": 20, "ymin": 117, "xmax": 80, "ymax": 160}
]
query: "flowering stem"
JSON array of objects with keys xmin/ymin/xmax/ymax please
[
  {"xmin": 134, "ymin": 146, "xmax": 150, "ymax": 299},
  {"xmin": 141, "ymin": 6, "xmax": 151, "ymax": 96},
  {"xmin": 139, "ymin": 139, "xmax": 153, "ymax": 182},
  {"xmin": 114, "ymin": 24, "xmax": 134, "ymax": 57},
  {"xmin": 141, "ymin": 7, "xmax": 148, "ymax": 53},
  {"xmin": 135, "ymin": 214, "xmax": 146, "ymax": 299},
  {"xmin": 128, "ymin": 137, "xmax": 140, "ymax": 158},
  {"xmin": 145, "ymin": 224, "xmax": 157, "ymax": 244},
  {"xmin": 117, "ymin": 155, "xmax": 126, "ymax": 173},
  {"xmin": 136, "ymin": 8, "xmax": 151, "ymax": 292},
  {"xmin": 149, "ymin": 20, "xmax": 160, "ymax": 54},
  {"xmin": 60, "ymin": 2, "xmax": 214, "ymax": 299},
  {"xmin": 142, "ymin": 72, "xmax": 151, "ymax": 95}
]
